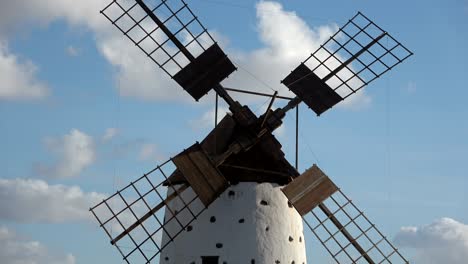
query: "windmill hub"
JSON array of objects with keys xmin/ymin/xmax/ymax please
[{"xmin": 160, "ymin": 182, "xmax": 307, "ymax": 264}]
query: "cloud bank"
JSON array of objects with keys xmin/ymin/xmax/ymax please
[
  {"xmin": 395, "ymin": 217, "xmax": 468, "ymax": 264},
  {"xmin": 0, "ymin": 41, "xmax": 49, "ymax": 100},
  {"xmin": 0, "ymin": 178, "xmax": 105, "ymax": 223},
  {"xmin": 0, "ymin": 226, "xmax": 76, "ymax": 264},
  {"xmin": 36, "ymin": 129, "xmax": 96, "ymax": 179}
]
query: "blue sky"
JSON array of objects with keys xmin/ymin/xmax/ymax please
[{"xmin": 0, "ymin": 0, "xmax": 467, "ymax": 263}]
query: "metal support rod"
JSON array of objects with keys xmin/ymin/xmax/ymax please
[
  {"xmin": 219, "ymin": 164, "xmax": 291, "ymax": 178},
  {"xmin": 134, "ymin": 0, "xmax": 237, "ymax": 109},
  {"xmin": 261, "ymin": 91, "xmax": 278, "ymax": 128},
  {"xmin": 110, "ymin": 184, "xmax": 189, "ymax": 245},
  {"xmin": 318, "ymin": 203, "xmax": 375, "ymax": 264},
  {"xmin": 276, "ymin": 32, "xmax": 387, "ymax": 117},
  {"xmin": 215, "ymin": 93, "xmax": 219, "ymax": 127},
  {"xmin": 295, "ymin": 105, "xmax": 299, "ymax": 170},
  {"xmin": 225, "ymin": 87, "xmax": 293, "ymax": 100}
]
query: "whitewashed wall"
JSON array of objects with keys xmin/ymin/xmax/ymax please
[{"xmin": 159, "ymin": 182, "xmax": 307, "ymax": 264}]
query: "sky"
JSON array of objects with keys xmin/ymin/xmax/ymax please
[{"xmin": 0, "ymin": 0, "xmax": 467, "ymax": 263}]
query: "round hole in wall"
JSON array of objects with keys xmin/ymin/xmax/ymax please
[
  {"xmin": 164, "ymin": 256, "xmax": 169, "ymax": 261},
  {"xmin": 266, "ymin": 226, "xmax": 270, "ymax": 232},
  {"xmin": 299, "ymin": 236, "xmax": 302, "ymax": 242},
  {"xmin": 216, "ymin": 243, "xmax": 223, "ymax": 248},
  {"xmin": 228, "ymin": 190, "xmax": 235, "ymax": 197},
  {"xmin": 238, "ymin": 218, "xmax": 245, "ymax": 223},
  {"xmin": 260, "ymin": 200, "xmax": 268, "ymax": 206},
  {"xmin": 186, "ymin": 225, "xmax": 193, "ymax": 232},
  {"xmin": 210, "ymin": 216, "xmax": 216, "ymax": 223},
  {"xmin": 289, "ymin": 236, "xmax": 294, "ymax": 242}
]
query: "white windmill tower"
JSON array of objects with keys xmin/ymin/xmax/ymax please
[{"xmin": 90, "ymin": 1, "xmax": 413, "ymax": 263}]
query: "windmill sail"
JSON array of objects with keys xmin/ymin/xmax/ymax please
[
  {"xmin": 282, "ymin": 165, "xmax": 408, "ymax": 264},
  {"xmin": 281, "ymin": 12, "xmax": 413, "ymax": 116},
  {"xmin": 90, "ymin": 159, "xmax": 207, "ymax": 263},
  {"xmin": 101, "ymin": 0, "xmax": 237, "ymax": 102}
]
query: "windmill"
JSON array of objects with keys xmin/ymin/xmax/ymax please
[{"xmin": 90, "ymin": 0, "xmax": 413, "ymax": 263}]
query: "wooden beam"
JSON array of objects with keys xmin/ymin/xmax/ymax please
[{"xmin": 110, "ymin": 184, "xmax": 189, "ymax": 245}]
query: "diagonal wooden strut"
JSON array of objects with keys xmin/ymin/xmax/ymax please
[
  {"xmin": 318, "ymin": 203, "xmax": 375, "ymax": 264},
  {"xmin": 110, "ymin": 184, "xmax": 189, "ymax": 245},
  {"xmin": 282, "ymin": 165, "xmax": 408, "ymax": 263},
  {"xmin": 261, "ymin": 91, "xmax": 278, "ymax": 128}
]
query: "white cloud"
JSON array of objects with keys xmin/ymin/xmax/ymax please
[
  {"xmin": 0, "ymin": 226, "xmax": 76, "ymax": 264},
  {"xmin": 36, "ymin": 129, "xmax": 96, "ymax": 179},
  {"xmin": 0, "ymin": 41, "xmax": 49, "ymax": 100},
  {"xmin": 66, "ymin": 45, "xmax": 79, "ymax": 57},
  {"xmin": 191, "ymin": 106, "xmax": 231, "ymax": 131},
  {"xmin": 95, "ymin": 30, "xmax": 189, "ymax": 102},
  {"xmin": 102, "ymin": 127, "xmax": 119, "ymax": 142},
  {"xmin": 0, "ymin": 178, "xmax": 105, "ymax": 223},
  {"xmin": 395, "ymin": 217, "xmax": 468, "ymax": 264},
  {"xmin": 138, "ymin": 143, "xmax": 164, "ymax": 162},
  {"xmin": 222, "ymin": 1, "xmax": 371, "ymax": 110},
  {"xmin": 0, "ymin": 177, "xmax": 141, "ymax": 239},
  {"xmin": 0, "ymin": 0, "xmax": 371, "ymax": 109},
  {"xmin": 0, "ymin": 0, "xmax": 108, "ymax": 101},
  {"xmin": 0, "ymin": 0, "xmax": 108, "ymax": 35}
]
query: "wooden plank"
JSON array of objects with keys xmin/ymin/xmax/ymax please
[
  {"xmin": 173, "ymin": 143, "xmax": 228, "ymax": 206},
  {"xmin": 282, "ymin": 164, "xmax": 338, "ymax": 215},
  {"xmin": 187, "ymin": 150, "xmax": 228, "ymax": 195},
  {"xmin": 318, "ymin": 203, "xmax": 375, "ymax": 264},
  {"xmin": 172, "ymin": 154, "xmax": 213, "ymax": 205}
]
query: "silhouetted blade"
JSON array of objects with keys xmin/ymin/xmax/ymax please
[
  {"xmin": 282, "ymin": 12, "xmax": 413, "ymax": 116},
  {"xmin": 100, "ymin": 0, "xmax": 236, "ymax": 101},
  {"xmin": 173, "ymin": 44, "xmax": 236, "ymax": 101},
  {"xmin": 282, "ymin": 64, "xmax": 342, "ymax": 115}
]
